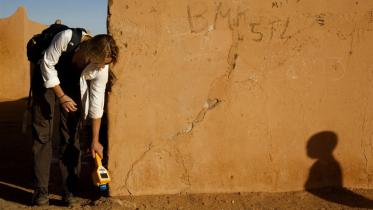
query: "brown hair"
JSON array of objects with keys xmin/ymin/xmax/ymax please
[{"xmin": 79, "ymin": 34, "xmax": 119, "ymax": 65}]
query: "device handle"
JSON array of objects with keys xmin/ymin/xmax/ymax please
[{"xmin": 94, "ymin": 153, "xmax": 103, "ymax": 167}]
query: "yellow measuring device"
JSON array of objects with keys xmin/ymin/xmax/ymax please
[{"xmin": 92, "ymin": 153, "xmax": 111, "ymax": 191}]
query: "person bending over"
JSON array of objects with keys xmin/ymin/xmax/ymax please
[{"xmin": 31, "ymin": 28, "xmax": 119, "ymax": 206}]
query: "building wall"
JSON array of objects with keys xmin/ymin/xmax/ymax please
[
  {"xmin": 0, "ymin": 7, "xmax": 46, "ymax": 100},
  {"xmin": 107, "ymin": 0, "xmax": 373, "ymax": 196}
]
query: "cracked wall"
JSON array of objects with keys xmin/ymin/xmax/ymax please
[
  {"xmin": 0, "ymin": 7, "xmax": 46, "ymax": 100},
  {"xmin": 108, "ymin": 0, "xmax": 373, "ymax": 195}
]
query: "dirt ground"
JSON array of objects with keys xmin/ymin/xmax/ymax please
[
  {"xmin": 1, "ymin": 99, "xmax": 373, "ymax": 210},
  {"xmin": 0, "ymin": 187, "xmax": 373, "ymax": 210}
]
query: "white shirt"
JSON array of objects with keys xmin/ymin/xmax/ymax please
[{"xmin": 40, "ymin": 29, "xmax": 108, "ymax": 119}]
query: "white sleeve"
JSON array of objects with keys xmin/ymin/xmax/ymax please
[
  {"xmin": 88, "ymin": 65, "xmax": 109, "ymax": 119},
  {"xmin": 40, "ymin": 29, "xmax": 72, "ymax": 88}
]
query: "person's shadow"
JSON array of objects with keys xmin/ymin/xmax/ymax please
[{"xmin": 305, "ymin": 131, "xmax": 373, "ymax": 208}]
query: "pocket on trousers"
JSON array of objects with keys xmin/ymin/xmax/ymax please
[
  {"xmin": 32, "ymin": 91, "xmax": 55, "ymax": 144},
  {"xmin": 32, "ymin": 118, "xmax": 51, "ymax": 144}
]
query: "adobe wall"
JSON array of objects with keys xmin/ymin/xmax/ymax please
[
  {"xmin": 107, "ymin": 0, "xmax": 373, "ymax": 196},
  {"xmin": 0, "ymin": 7, "xmax": 46, "ymax": 100}
]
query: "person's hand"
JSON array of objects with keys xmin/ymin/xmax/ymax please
[
  {"xmin": 91, "ymin": 141, "xmax": 103, "ymax": 159},
  {"xmin": 59, "ymin": 95, "xmax": 77, "ymax": 112}
]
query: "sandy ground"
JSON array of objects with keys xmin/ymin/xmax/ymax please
[
  {"xmin": 1, "ymin": 99, "xmax": 373, "ymax": 210},
  {"xmin": 0, "ymin": 188, "xmax": 373, "ymax": 210}
]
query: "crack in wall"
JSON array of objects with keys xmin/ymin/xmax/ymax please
[
  {"xmin": 173, "ymin": 146, "xmax": 192, "ymax": 189},
  {"xmin": 175, "ymin": 98, "xmax": 222, "ymax": 137},
  {"xmin": 203, "ymin": 11, "xmax": 244, "ymax": 105},
  {"xmin": 226, "ymin": 22, "xmax": 240, "ymax": 79},
  {"xmin": 172, "ymin": 7, "xmax": 243, "ymax": 140},
  {"xmin": 119, "ymin": 99, "xmax": 222, "ymax": 195},
  {"xmin": 360, "ymin": 74, "xmax": 373, "ymax": 188},
  {"xmin": 362, "ymin": 108, "xmax": 373, "ymax": 188},
  {"xmin": 121, "ymin": 140, "xmax": 194, "ymax": 195},
  {"xmin": 124, "ymin": 143, "xmax": 154, "ymax": 195},
  {"xmin": 361, "ymin": 112, "xmax": 369, "ymax": 187}
]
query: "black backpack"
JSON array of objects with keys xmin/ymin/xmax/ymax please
[
  {"xmin": 25, "ymin": 24, "xmax": 86, "ymax": 111},
  {"xmin": 26, "ymin": 23, "xmax": 86, "ymax": 63}
]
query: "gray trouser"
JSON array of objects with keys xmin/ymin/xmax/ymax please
[{"xmin": 32, "ymin": 88, "xmax": 82, "ymax": 194}]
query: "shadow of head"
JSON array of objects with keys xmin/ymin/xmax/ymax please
[
  {"xmin": 305, "ymin": 131, "xmax": 341, "ymax": 189},
  {"xmin": 305, "ymin": 131, "xmax": 373, "ymax": 208},
  {"xmin": 307, "ymin": 131, "xmax": 337, "ymax": 160}
]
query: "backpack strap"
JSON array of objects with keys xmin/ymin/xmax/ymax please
[{"xmin": 66, "ymin": 28, "xmax": 86, "ymax": 53}]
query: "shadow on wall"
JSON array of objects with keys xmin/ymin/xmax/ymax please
[
  {"xmin": 0, "ymin": 98, "xmax": 35, "ymax": 205},
  {"xmin": 0, "ymin": 98, "xmax": 109, "ymax": 206},
  {"xmin": 305, "ymin": 131, "xmax": 373, "ymax": 208}
]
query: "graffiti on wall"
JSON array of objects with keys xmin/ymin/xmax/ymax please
[{"xmin": 187, "ymin": 2, "xmax": 373, "ymax": 42}]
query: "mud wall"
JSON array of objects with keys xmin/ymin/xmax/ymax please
[
  {"xmin": 0, "ymin": 7, "xmax": 46, "ymax": 100},
  {"xmin": 107, "ymin": 0, "xmax": 373, "ymax": 196}
]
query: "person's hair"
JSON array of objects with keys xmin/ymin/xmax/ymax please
[
  {"xmin": 79, "ymin": 34, "xmax": 119, "ymax": 91},
  {"xmin": 79, "ymin": 34, "xmax": 119, "ymax": 65}
]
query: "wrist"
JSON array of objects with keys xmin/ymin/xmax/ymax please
[
  {"xmin": 58, "ymin": 94, "xmax": 68, "ymax": 104},
  {"xmin": 58, "ymin": 94, "xmax": 65, "ymax": 99},
  {"xmin": 92, "ymin": 137, "xmax": 99, "ymax": 144}
]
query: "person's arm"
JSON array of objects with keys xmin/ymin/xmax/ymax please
[
  {"xmin": 40, "ymin": 29, "xmax": 71, "ymax": 88},
  {"xmin": 91, "ymin": 118, "xmax": 103, "ymax": 158},
  {"xmin": 40, "ymin": 29, "xmax": 77, "ymax": 112},
  {"xmin": 88, "ymin": 65, "xmax": 109, "ymax": 158}
]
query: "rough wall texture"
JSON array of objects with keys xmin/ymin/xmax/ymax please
[
  {"xmin": 0, "ymin": 7, "xmax": 46, "ymax": 100},
  {"xmin": 108, "ymin": 0, "xmax": 373, "ymax": 196}
]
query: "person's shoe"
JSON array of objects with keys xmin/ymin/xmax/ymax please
[
  {"xmin": 32, "ymin": 188, "xmax": 49, "ymax": 206},
  {"xmin": 62, "ymin": 192, "xmax": 79, "ymax": 207}
]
